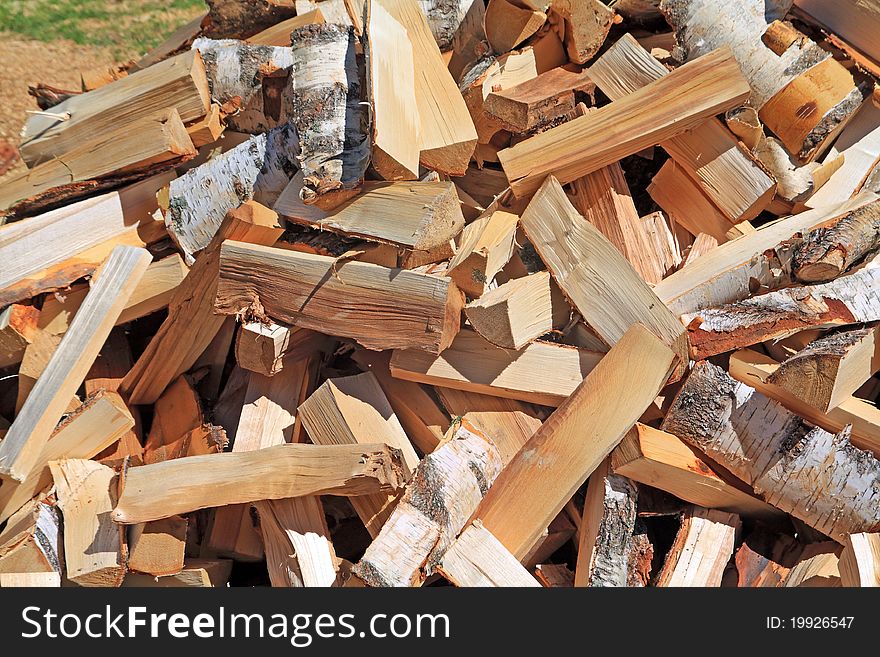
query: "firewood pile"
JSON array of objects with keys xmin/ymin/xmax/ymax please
[{"xmin": 2, "ymin": 0, "xmax": 880, "ymax": 588}]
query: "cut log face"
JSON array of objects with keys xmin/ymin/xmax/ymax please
[
  {"xmin": 655, "ymin": 506, "xmax": 740, "ymax": 587},
  {"xmin": 783, "ymin": 542, "xmax": 842, "ymax": 587},
  {"xmin": 662, "ymin": 361, "xmax": 880, "ymax": 542},
  {"xmin": 550, "ymin": 0, "xmax": 615, "ymax": 65},
  {"xmin": 127, "ymin": 516, "xmax": 187, "ymax": 577},
  {"xmin": 436, "ymin": 521, "xmax": 540, "ymax": 587},
  {"xmin": 839, "ymin": 532, "xmax": 880, "ymax": 587}
]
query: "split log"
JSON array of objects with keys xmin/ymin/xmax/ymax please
[
  {"xmin": 0, "ymin": 501, "xmax": 61, "ymax": 576},
  {"xmin": 840, "ymin": 532, "xmax": 880, "ymax": 587},
  {"xmin": 447, "ymin": 0, "xmax": 487, "ymax": 82},
  {"xmin": 683, "ymin": 267, "xmax": 880, "ymax": 360},
  {"xmin": 204, "ymin": 0, "xmax": 297, "ymax": 39},
  {"xmin": 0, "ymin": 572, "xmax": 61, "ymax": 587},
  {"xmin": 296, "ymin": 0, "xmax": 360, "ymax": 30},
  {"xmin": 783, "ymin": 543, "xmax": 841, "ymax": 587},
  {"xmin": 127, "ymin": 516, "xmax": 187, "ymax": 577},
  {"xmin": 766, "ymin": 325, "xmax": 880, "ymax": 413},
  {"xmin": 122, "ymin": 201, "xmax": 284, "ymax": 405},
  {"xmin": 472, "ymin": 324, "xmax": 677, "ymax": 559},
  {"xmin": 484, "ymin": 0, "xmax": 546, "ymax": 53},
  {"xmin": 447, "ymin": 210, "xmax": 518, "ymax": 298},
  {"xmin": 163, "ymin": 125, "xmax": 296, "ymax": 263},
  {"xmin": 549, "ymin": 0, "xmax": 614, "ymax": 64},
  {"xmin": 112, "ymin": 443, "xmax": 408, "ymax": 524},
  {"xmin": 235, "ymin": 321, "xmax": 292, "ymax": 376},
  {"xmin": 123, "ymin": 559, "xmax": 233, "ymax": 587},
  {"xmin": 353, "ymin": 420, "xmax": 502, "ymax": 586},
  {"xmin": 498, "ymin": 47, "xmax": 750, "ymax": 196},
  {"xmin": 729, "ymin": 349, "xmax": 880, "ymax": 456},
  {"xmin": 535, "ymin": 564, "xmax": 574, "ymax": 588},
  {"xmin": 793, "ymin": 0, "xmax": 880, "ymax": 71},
  {"xmin": 436, "ymin": 521, "xmax": 540, "ymax": 587},
  {"xmin": 655, "ymin": 507, "xmax": 740, "ymax": 587},
  {"xmin": 416, "ymin": 0, "xmax": 474, "ymax": 51},
  {"xmin": 0, "ymin": 247, "xmax": 151, "ymax": 482},
  {"xmin": 682, "ymin": 233, "xmax": 718, "ymax": 268},
  {"xmin": 214, "ymin": 241, "xmax": 464, "ymax": 353},
  {"xmin": 50, "ymin": 459, "xmax": 124, "ymax": 587},
  {"xmin": 20, "ymin": 50, "xmax": 210, "ymax": 167},
  {"xmin": 574, "ymin": 458, "xmax": 638, "ymax": 587},
  {"xmin": 0, "ymin": 305, "xmax": 39, "ymax": 369},
  {"xmin": 662, "ymin": 361, "xmax": 880, "ymax": 542},
  {"xmin": 520, "ymin": 176, "xmax": 689, "ymax": 379},
  {"xmin": 186, "ymin": 103, "xmax": 224, "ymax": 147},
  {"xmin": 735, "ymin": 532, "xmax": 801, "ymax": 587},
  {"xmin": 247, "ymin": 9, "xmax": 326, "ymax": 45},
  {"xmin": 612, "ymin": 423, "xmax": 783, "ymax": 519},
  {"xmin": 130, "ymin": 12, "xmax": 205, "ymax": 71},
  {"xmin": 390, "ymin": 328, "xmax": 602, "ymax": 406},
  {"xmin": 289, "ymin": 24, "xmax": 369, "ymax": 208}
]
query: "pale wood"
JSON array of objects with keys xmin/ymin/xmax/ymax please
[
  {"xmin": 0, "ymin": 247, "xmax": 151, "ymax": 482},
  {"xmin": 122, "ymin": 201, "xmax": 285, "ymax": 405},
  {"xmin": 377, "ymin": 0, "xmax": 477, "ymax": 175},
  {"xmin": 794, "ymin": 0, "xmax": 880, "ymax": 65},
  {"xmin": 447, "ymin": 0, "xmax": 486, "ymax": 81},
  {"xmin": 735, "ymin": 534, "xmax": 800, "ymax": 587},
  {"xmin": 19, "ymin": 49, "xmax": 209, "ymax": 167},
  {"xmin": 839, "ymin": 532, "xmax": 880, "ymax": 587},
  {"xmin": 112, "ymin": 443, "xmax": 407, "ymax": 524},
  {"xmin": 655, "ymin": 507, "xmax": 739, "ymax": 587},
  {"xmin": 484, "ymin": 0, "xmax": 546, "ymax": 53},
  {"xmin": 50, "ymin": 459, "xmax": 124, "ymax": 586},
  {"xmin": 247, "ymin": 9, "xmax": 326, "ymax": 44},
  {"xmin": 464, "ymin": 271, "xmax": 555, "ymax": 349},
  {"xmin": 437, "ymin": 521, "xmax": 540, "ymax": 587},
  {"xmin": 498, "ymin": 47, "xmax": 751, "ymax": 196},
  {"xmin": 214, "ymin": 241, "xmax": 464, "ymax": 353},
  {"xmin": 521, "ymin": 176, "xmax": 688, "ymax": 379},
  {"xmin": 535, "ymin": 563, "xmax": 574, "ymax": 588},
  {"xmin": 14, "ymin": 331, "xmax": 72, "ymax": 416},
  {"xmin": 473, "ymin": 324, "xmax": 677, "ymax": 559},
  {"xmin": 365, "ymin": 0, "xmax": 420, "ymax": 180},
  {"xmin": 783, "ymin": 543, "xmax": 842, "ymax": 587},
  {"xmin": 682, "ymin": 233, "xmax": 718, "ymax": 268},
  {"xmin": 128, "ymin": 516, "xmax": 187, "ymax": 576},
  {"xmin": 550, "ymin": 0, "xmax": 614, "ymax": 64},
  {"xmin": 662, "ymin": 361, "xmax": 880, "ymax": 543},
  {"xmin": 447, "ymin": 210, "xmax": 518, "ymax": 298},
  {"xmin": 0, "ymin": 304, "xmax": 39, "ymax": 369},
  {"xmin": 390, "ymin": 328, "xmax": 602, "ymax": 406},
  {"xmin": 0, "ymin": 572, "xmax": 61, "ymax": 587},
  {"xmin": 0, "ymin": 500, "xmax": 61, "ymax": 576},
  {"xmin": 612, "ymin": 423, "xmax": 783, "ymax": 519},
  {"xmin": 354, "ymin": 421, "xmax": 503, "ymax": 586},
  {"xmin": 296, "ymin": 0, "xmax": 360, "ymax": 31},
  {"xmin": 186, "ymin": 103, "xmax": 224, "ymax": 147},
  {"xmin": 123, "ymin": 559, "xmax": 233, "ymax": 587},
  {"xmin": 0, "ymin": 172, "xmax": 171, "ymax": 307},
  {"xmin": 640, "ymin": 210, "xmax": 682, "ymax": 275},
  {"xmin": 235, "ymin": 320, "xmax": 292, "ymax": 376}
]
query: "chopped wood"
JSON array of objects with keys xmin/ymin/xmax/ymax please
[
  {"xmin": 205, "ymin": 0, "xmax": 297, "ymax": 38},
  {"xmin": 214, "ymin": 241, "xmax": 464, "ymax": 353},
  {"xmin": 127, "ymin": 516, "xmax": 187, "ymax": 576},
  {"xmin": 549, "ymin": 0, "xmax": 614, "ymax": 65},
  {"xmin": 681, "ymin": 233, "xmax": 718, "ymax": 268},
  {"xmin": 662, "ymin": 361, "xmax": 880, "ymax": 543},
  {"xmin": 0, "ymin": 501, "xmax": 61, "ymax": 576},
  {"xmin": 0, "ymin": 304, "xmax": 39, "ymax": 369},
  {"xmin": 735, "ymin": 532, "xmax": 800, "ymax": 587},
  {"xmin": 0, "ymin": 572, "xmax": 61, "ymax": 587},
  {"xmin": 437, "ymin": 521, "xmax": 540, "ymax": 586},
  {"xmin": 447, "ymin": 209, "xmax": 518, "ymax": 298},
  {"xmin": 840, "ymin": 532, "xmax": 880, "ymax": 587},
  {"xmin": 123, "ymin": 559, "xmax": 233, "ymax": 587},
  {"xmin": 186, "ymin": 103, "xmax": 224, "ymax": 147},
  {"xmin": 793, "ymin": 0, "xmax": 880, "ymax": 72},
  {"xmin": 484, "ymin": 0, "xmax": 546, "ymax": 54},
  {"xmin": 235, "ymin": 320, "xmax": 293, "ymax": 375},
  {"xmin": 447, "ymin": 0, "xmax": 486, "ymax": 81},
  {"xmin": 247, "ymin": 9, "xmax": 325, "ymax": 44},
  {"xmin": 783, "ymin": 543, "xmax": 842, "ymax": 587},
  {"xmin": 498, "ymin": 47, "xmax": 751, "ymax": 196},
  {"xmin": 535, "ymin": 563, "xmax": 574, "ymax": 588},
  {"xmin": 655, "ymin": 507, "xmax": 740, "ymax": 587}
]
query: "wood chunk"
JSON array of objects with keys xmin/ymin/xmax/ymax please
[
  {"xmin": 214, "ymin": 241, "xmax": 464, "ymax": 353},
  {"xmin": 248, "ymin": 10, "xmax": 325, "ymax": 45},
  {"xmin": 19, "ymin": 50, "xmax": 209, "ymax": 167},
  {"xmin": 123, "ymin": 559, "xmax": 232, "ymax": 587},
  {"xmin": 365, "ymin": 0, "xmax": 420, "ymax": 180},
  {"xmin": 729, "ymin": 349, "xmax": 880, "ymax": 457},
  {"xmin": 662, "ymin": 361, "xmax": 880, "ymax": 542},
  {"xmin": 437, "ymin": 521, "xmax": 540, "ymax": 587},
  {"xmin": 354, "ymin": 421, "xmax": 502, "ymax": 586},
  {"xmin": 794, "ymin": 0, "xmax": 880, "ymax": 67},
  {"xmin": 484, "ymin": 0, "xmax": 546, "ymax": 53},
  {"xmin": 655, "ymin": 507, "xmax": 740, "ymax": 587},
  {"xmin": 683, "ymin": 268, "xmax": 880, "ymax": 360},
  {"xmin": 550, "ymin": 0, "xmax": 614, "ymax": 64},
  {"xmin": 682, "ymin": 233, "xmax": 718, "ymax": 268},
  {"xmin": 767, "ymin": 326, "xmax": 880, "ymax": 413},
  {"xmin": 50, "ymin": 459, "xmax": 124, "ymax": 587},
  {"xmin": 204, "ymin": 0, "xmax": 297, "ymax": 38},
  {"xmin": 128, "ymin": 516, "xmax": 187, "ymax": 576},
  {"xmin": 377, "ymin": 0, "xmax": 477, "ymax": 175},
  {"xmin": 0, "ymin": 572, "xmax": 61, "ymax": 587},
  {"xmin": 142, "ymin": 375, "xmax": 217, "ymax": 464},
  {"xmin": 499, "ymin": 47, "xmax": 750, "ymax": 196},
  {"xmin": 112, "ymin": 443, "xmax": 407, "ymax": 524},
  {"xmin": 0, "ymin": 304, "xmax": 39, "ymax": 369},
  {"xmin": 840, "ymin": 532, "xmax": 880, "ymax": 587},
  {"xmin": 186, "ymin": 103, "xmax": 224, "ymax": 147},
  {"xmin": 735, "ymin": 533, "xmax": 801, "ymax": 587},
  {"xmin": 473, "ymin": 324, "xmax": 677, "ymax": 559},
  {"xmin": 640, "ymin": 210, "xmax": 682, "ymax": 274},
  {"xmin": 612, "ymin": 423, "xmax": 783, "ymax": 519},
  {"xmin": 290, "ymin": 24, "xmax": 369, "ymax": 208},
  {"xmin": 448, "ymin": 210, "xmax": 518, "ymax": 298},
  {"xmin": 535, "ymin": 563, "xmax": 574, "ymax": 587},
  {"xmin": 783, "ymin": 542, "xmax": 842, "ymax": 587},
  {"xmin": 574, "ymin": 458, "xmax": 638, "ymax": 587},
  {"xmin": 447, "ymin": 0, "xmax": 487, "ymax": 81},
  {"xmin": 0, "ymin": 501, "xmax": 61, "ymax": 576},
  {"xmin": 521, "ymin": 176, "xmax": 688, "ymax": 379},
  {"xmin": 235, "ymin": 321, "xmax": 294, "ymax": 376},
  {"xmin": 0, "ymin": 247, "xmax": 151, "ymax": 482},
  {"xmin": 464, "ymin": 271, "xmax": 555, "ymax": 349},
  {"xmin": 391, "ymin": 328, "xmax": 602, "ymax": 406},
  {"xmin": 279, "ymin": 181, "xmax": 464, "ymax": 251},
  {"xmin": 0, "ymin": 391, "xmax": 134, "ymax": 525},
  {"xmin": 122, "ymin": 201, "xmax": 284, "ymax": 405},
  {"xmin": 484, "ymin": 66, "xmax": 592, "ymax": 133}
]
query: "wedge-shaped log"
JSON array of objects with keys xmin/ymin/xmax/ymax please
[
  {"xmin": 437, "ymin": 521, "xmax": 540, "ymax": 587},
  {"xmin": 0, "ymin": 247, "xmax": 151, "ymax": 482},
  {"xmin": 550, "ymin": 0, "xmax": 614, "ymax": 65},
  {"xmin": 0, "ymin": 501, "xmax": 61, "ymax": 576},
  {"xmin": 498, "ymin": 47, "xmax": 750, "ymax": 196},
  {"xmin": 472, "ymin": 324, "xmax": 677, "ymax": 559},
  {"xmin": 767, "ymin": 325, "xmax": 880, "ymax": 413},
  {"xmin": 19, "ymin": 49, "xmax": 209, "ymax": 167},
  {"xmin": 588, "ymin": 34, "xmax": 775, "ymax": 223},
  {"xmin": 683, "ymin": 268, "xmax": 880, "ymax": 360},
  {"xmin": 840, "ymin": 532, "xmax": 880, "ymax": 587},
  {"xmin": 123, "ymin": 559, "xmax": 233, "ymax": 588},
  {"xmin": 447, "ymin": 210, "xmax": 518, "ymax": 298},
  {"xmin": 783, "ymin": 543, "xmax": 842, "ymax": 587},
  {"xmin": 655, "ymin": 507, "xmax": 740, "ymax": 587},
  {"xmin": 521, "ymin": 176, "xmax": 688, "ymax": 379},
  {"xmin": 0, "ymin": 305, "xmax": 39, "ymax": 369},
  {"xmin": 247, "ymin": 9, "xmax": 326, "ymax": 45},
  {"xmin": 484, "ymin": 0, "xmax": 546, "ymax": 53},
  {"xmin": 214, "ymin": 241, "xmax": 464, "ymax": 353},
  {"xmin": 50, "ymin": 459, "xmax": 124, "ymax": 587},
  {"xmin": 113, "ymin": 443, "xmax": 407, "ymax": 524},
  {"xmin": 390, "ymin": 328, "xmax": 602, "ymax": 406},
  {"xmin": 127, "ymin": 516, "xmax": 187, "ymax": 577},
  {"xmin": 662, "ymin": 361, "xmax": 880, "ymax": 543}
]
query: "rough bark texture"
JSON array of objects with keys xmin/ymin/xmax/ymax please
[
  {"xmin": 588, "ymin": 474, "xmax": 638, "ymax": 587},
  {"xmin": 289, "ymin": 24, "xmax": 369, "ymax": 207},
  {"xmin": 793, "ymin": 201, "xmax": 880, "ymax": 283},
  {"xmin": 662, "ymin": 361, "xmax": 880, "ymax": 542},
  {"xmin": 419, "ymin": 0, "xmax": 473, "ymax": 51},
  {"xmin": 205, "ymin": 0, "xmax": 297, "ymax": 39}
]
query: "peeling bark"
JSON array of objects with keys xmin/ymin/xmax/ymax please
[
  {"xmin": 418, "ymin": 0, "xmax": 473, "ymax": 51},
  {"xmin": 588, "ymin": 474, "xmax": 638, "ymax": 587},
  {"xmin": 793, "ymin": 201, "xmax": 880, "ymax": 283}
]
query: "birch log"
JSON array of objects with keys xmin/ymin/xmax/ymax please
[
  {"xmin": 662, "ymin": 361, "xmax": 880, "ymax": 543},
  {"xmin": 289, "ymin": 24, "xmax": 369, "ymax": 209},
  {"xmin": 418, "ymin": 0, "xmax": 473, "ymax": 51}
]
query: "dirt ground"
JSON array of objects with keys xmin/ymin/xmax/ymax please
[{"xmin": 0, "ymin": 33, "xmax": 136, "ymax": 182}]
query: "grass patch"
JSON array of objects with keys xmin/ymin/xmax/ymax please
[{"xmin": 0, "ymin": 0, "xmax": 206, "ymax": 58}]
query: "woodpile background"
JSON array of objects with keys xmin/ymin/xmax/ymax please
[{"xmin": 1, "ymin": 0, "xmax": 880, "ymax": 588}]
